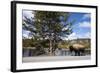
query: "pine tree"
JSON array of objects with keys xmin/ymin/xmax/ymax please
[{"xmin": 23, "ymin": 10, "xmax": 74, "ymax": 56}]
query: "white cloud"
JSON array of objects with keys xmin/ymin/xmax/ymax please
[
  {"xmin": 82, "ymin": 14, "xmax": 90, "ymax": 19},
  {"xmin": 70, "ymin": 32, "xmax": 78, "ymax": 38},
  {"xmin": 63, "ymin": 32, "xmax": 91, "ymax": 40},
  {"xmin": 23, "ymin": 10, "xmax": 34, "ymax": 19},
  {"xmin": 61, "ymin": 32, "xmax": 77, "ymax": 40},
  {"xmin": 76, "ymin": 32, "xmax": 91, "ymax": 39},
  {"xmin": 67, "ymin": 32, "xmax": 78, "ymax": 40},
  {"xmin": 62, "ymin": 27, "xmax": 68, "ymax": 31},
  {"xmin": 63, "ymin": 32, "xmax": 82, "ymax": 40},
  {"xmin": 84, "ymin": 32, "xmax": 91, "ymax": 38},
  {"xmin": 22, "ymin": 30, "xmax": 31, "ymax": 39},
  {"xmin": 69, "ymin": 32, "xmax": 76, "ymax": 37},
  {"xmin": 79, "ymin": 21, "xmax": 91, "ymax": 28},
  {"xmin": 23, "ymin": 33, "xmax": 28, "ymax": 38}
]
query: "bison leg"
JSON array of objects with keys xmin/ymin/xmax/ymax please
[
  {"xmin": 75, "ymin": 50, "xmax": 80, "ymax": 56},
  {"xmin": 80, "ymin": 49, "xmax": 85, "ymax": 56},
  {"xmin": 74, "ymin": 50, "xmax": 77, "ymax": 56},
  {"xmin": 75, "ymin": 51, "xmax": 78, "ymax": 56},
  {"xmin": 77, "ymin": 51, "xmax": 80, "ymax": 56}
]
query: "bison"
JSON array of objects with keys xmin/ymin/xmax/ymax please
[{"xmin": 69, "ymin": 44, "xmax": 85, "ymax": 56}]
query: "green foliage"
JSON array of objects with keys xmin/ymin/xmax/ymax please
[{"xmin": 23, "ymin": 10, "xmax": 74, "ymax": 55}]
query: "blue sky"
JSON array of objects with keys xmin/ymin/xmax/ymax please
[
  {"xmin": 66, "ymin": 12, "xmax": 91, "ymax": 40},
  {"xmin": 22, "ymin": 10, "xmax": 91, "ymax": 40}
]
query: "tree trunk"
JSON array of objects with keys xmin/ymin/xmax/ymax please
[{"xmin": 49, "ymin": 36, "xmax": 53, "ymax": 56}]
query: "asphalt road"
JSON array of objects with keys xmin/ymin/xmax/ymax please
[{"xmin": 22, "ymin": 55, "xmax": 91, "ymax": 63}]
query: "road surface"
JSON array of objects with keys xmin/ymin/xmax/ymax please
[{"xmin": 22, "ymin": 55, "xmax": 91, "ymax": 63}]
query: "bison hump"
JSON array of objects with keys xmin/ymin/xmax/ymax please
[{"xmin": 73, "ymin": 44, "xmax": 84, "ymax": 49}]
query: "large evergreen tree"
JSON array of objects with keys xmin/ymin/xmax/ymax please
[{"xmin": 23, "ymin": 10, "xmax": 74, "ymax": 56}]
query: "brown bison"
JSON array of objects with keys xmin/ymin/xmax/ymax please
[{"xmin": 69, "ymin": 44, "xmax": 85, "ymax": 56}]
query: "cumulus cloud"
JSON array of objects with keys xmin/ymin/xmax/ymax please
[
  {"xmin": 23, "ymin": 10, "xmax": 34, "ymax": 19},
  {"xmin": 22, "ymin": 30, "xmax": 31, "ymax": 39},
  {"xmin": 63, "ymin": 32, "xmax": 91, "ymax": 40},
  {"xmin": 69, "ymin": 32, "xmax": 76, "ymax": 37},
  {"xmin": 68, "ymin": 32, "xmax": 77, "ymax": 40},
  {"xmin": 76, "ymin": 32, "xmax": 91, "ymax": 39},
  {"xmin": 79, "ymin": 21, "xmax": 91, "ymax": 28},
  {"xmin": 23, "ymin": 33, "xmax": 28, "ymax": 38},
  {"xmin": 82, "ymin": 14, "xmax": 91, "ymax": 19},
  {"xmin": 84, "ymin": 32, "xmax": 91, "ymax": 38}
]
